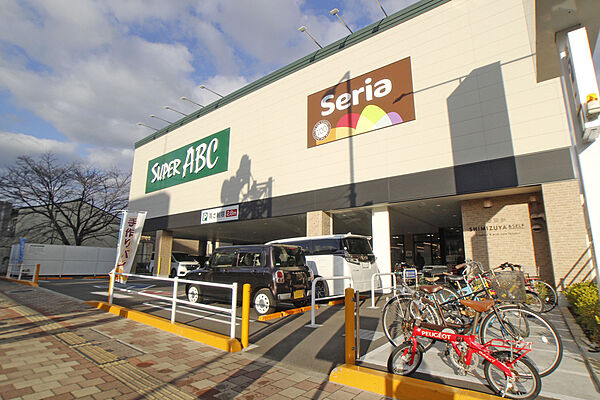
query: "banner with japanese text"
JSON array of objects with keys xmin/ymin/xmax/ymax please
[{"xmin": 113, "ymin": 211, "xmax": 147, "ymax": 284}]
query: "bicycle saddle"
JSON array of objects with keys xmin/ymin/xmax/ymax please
[
  {"xmin": 445, "ymin": 275, "xmax": 464, "ymax": 281},
  {"xmin": 420, "ymin": 284, "xmax": 443, "ymax": 294},
  {"xmin": 424, "ymin": 277, "xmax": 440, "ymax": 283},
  {"xmin": 459, "ymin": 299, "xmax": 494, "ymax": 313}
]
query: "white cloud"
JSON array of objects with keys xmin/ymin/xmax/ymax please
[
  {"xmin": 86, "ymin": 146, "xmax": 134, "ymax": 172},
  {"xmin": 0, "ymin": 131, "xmax": 77, "ymax": 167}
]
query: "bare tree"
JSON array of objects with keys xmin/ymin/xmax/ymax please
[{"xmin": 0, "ymin": 153, "xmax": 130, "ymax": 246}]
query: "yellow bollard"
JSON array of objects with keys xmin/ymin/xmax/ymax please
[
  {"xmin": 345, "ymin": 287, "xmax": 356, "ymax": 365},
  {"xmin": 108, "ymin": 272, "xmax": 115, "ymax": 305},
  {"xmin": 33, "ymin": 264, "xmax": 40, "ymax": 284},
  {"xmin": 241, "ymin": 284, "xmax": 251, "ymax": 348}
]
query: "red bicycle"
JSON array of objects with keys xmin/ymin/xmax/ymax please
[{"xmin": 387, "ymin": 298, "xmax": 541, "ymax": 399}]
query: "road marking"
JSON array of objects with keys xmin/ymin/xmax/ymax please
[{"xmin": 91, "ymin": 291, "xmax": 131, "ymax": 299}]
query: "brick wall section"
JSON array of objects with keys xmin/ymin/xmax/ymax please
[
  {"xmin": 306, "ymin": 211, "xmax": 332, "ymax": 236},
  {"xmin": 462, "ymin": 194, "xmax": 539, "ymax": 275},
  {"xmin": 542, "ymin": 180, "xmax": 593, "ymax": 289}
]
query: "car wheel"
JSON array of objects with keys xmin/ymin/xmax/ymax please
[
  {"xmin": 187, "ymin": 284, "xmax": 202, "ymax": 303},
  {"xmin": 253, "ymin": 288, "xmax": 276, "ymax": 315},
  {"xmin": 315, "ymin": 280, "xmax": 329, "ymax": 299}
]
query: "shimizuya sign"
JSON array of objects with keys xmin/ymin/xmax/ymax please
[{"xmin": 145, "ymin": 128, "xmax": 230, "ymax": 193}]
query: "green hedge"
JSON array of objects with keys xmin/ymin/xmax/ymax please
[{"xmin": 564, "ymin": 280, "xmax": 600, "ymax": 344}]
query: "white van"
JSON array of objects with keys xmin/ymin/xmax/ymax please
[
  {"xmin": 147, "ymin": 252, "xmax": 200, "ymax": 277},
  {"xmin": 267, "ymin": 234, "xmax": 380, "ymax": 297}
]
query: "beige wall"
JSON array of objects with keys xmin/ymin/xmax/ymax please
[
  {"xmin": 462, "ymin": 194, "xmax": 538, "ymax": 276},
  {"xmin": 129, "ymin": 0, "xmax": 571, "ymax": 219},
  {"xmin": 542, "ymin": 180, "xmax": 593, "ymax": 289}
]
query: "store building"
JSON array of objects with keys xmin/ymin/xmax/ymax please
[{"xmin": 129, "ymin": 0, "xmax": 600, "ymax": 289}]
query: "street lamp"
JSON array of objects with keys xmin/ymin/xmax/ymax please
[
  {"xmin": 376, "ymin": 0, "xmax": 388, "ymax": 17},
  {"xmin": 150, "ymin": 114, "xmax": 172, "ymax": 124},
  {"xmin": 330, "ymin": 8, "xmax": 353, "ymax": 34},
  {"xmin": 137, "ymin": 122, "xmax": 158, "ymax": 131},
  {"xmin": 164, "ymin": 106, "xmax": 188, "ymax": 116},
  {"xmin": 199, "ymin": 85, "xmax": 224, "ymax": 98},
  {"xmin": 180, "ymin": 96, "xmax": 204, "ymax": 107},
  {"xmin": 298, "ymin": 26, "xmax": 323, "ymax": 49}
]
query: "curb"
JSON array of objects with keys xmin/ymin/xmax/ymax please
[
  {"xmin": 557, "ymin": 297, "xmax": 600, "ymax": 392},
  {"xmin": 0, "ymin": 277, "xmax": 38, "ymax": 287},
  {"xmin": 86, "ymin": 301, "xmax": 243, "ymax": 353},
  {"xmin": 257, "ymin": 304, "xmax": 318, "ymax": 321},
  {"xmin": 329, "ymin": 364, "xmax": 500, "ymax": 400}
]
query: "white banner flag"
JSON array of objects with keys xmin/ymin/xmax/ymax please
[{"xmin": 113, "ymin": 211, "xmax": 147, "ymax": 284}]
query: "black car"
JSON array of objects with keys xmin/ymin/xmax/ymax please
[{"xmin": 184, "ymin": 244, "xmax": 313, "ymax": 315}]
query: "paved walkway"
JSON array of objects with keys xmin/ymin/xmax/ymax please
[{"xmin": 0, "ymin": 280, "xmax": 390, "ymax": 400}]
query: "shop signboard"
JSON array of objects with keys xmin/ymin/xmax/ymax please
[
  {"xmin": 145, "ymin": 128, "xmax": 230, "ymax": 193},
  {"xmin": 307, "ymin": 57, "xmax": 415, "ymax": 148},
  {"xmin": 201, "ymin": 205, "xmax": 239, "ymax": 224}
]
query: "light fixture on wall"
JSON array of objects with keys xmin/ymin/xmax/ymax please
[
  {"xmin": 199, "ymin": 85, "xmax": 224, "ymax": 98},
  {"xmin": 529, "ymin": 195, "xmax": 538, "ymax": 203},
  {"xmin": 376, "ymin": 0, "xmax": 388, "ymax": 17},
  {"xmin": 180, "ymin": 96, "xmax": 204, "ymax": 107},
  {"xmin": 483, "ymin": 199, "xmax": 493, "ymax": 208},
  {"xmin": 329, "ymin": 8, "xmax": 353, "ymax": 33},
  {"xmin": 150, "ymin": 114, "xmax": 172, "ymax": 124},
  {"xmin": 298, "ymin": 26, "xmax": 323, "ymax": 49},
  {"xmin": 531, "ymin": 222, "xmax": 544, "ymax": 232},
  {"xmin": 136, "ymin": 122, "xmax": 158, "ymax": 131},
  {"xmin": 164, "ymin": 106, "xmax": 188, "ymax": 116}
]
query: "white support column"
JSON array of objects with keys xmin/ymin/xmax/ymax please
[{"xmin": 372, "ymin": 206, "xmax": 392, "ymax": 291}]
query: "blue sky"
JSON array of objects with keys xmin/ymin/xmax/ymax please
[{"xmin": 0, "ymin": 0, "xmax": 599, "ymax": 173}]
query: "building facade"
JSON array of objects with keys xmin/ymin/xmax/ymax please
[{"xmin": 129, "ymin": 0, "xmax": 599, "ymax": 288}]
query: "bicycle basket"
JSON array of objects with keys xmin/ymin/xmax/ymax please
[
  {"xmin": 465, "ymin": 261, "xmax": 490, "ymax": 280},
  {"xmin": 489, "ymin": 270, "xmax": 526, "ymax": 302}
]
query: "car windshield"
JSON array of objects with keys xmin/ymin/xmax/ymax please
[
  {"xmin": 272, "ymin": 246, "xmax": 306, "ymax": 267},
  {"xmin": 343, "ymin": 237, "xmax": 373, "ymax": 255}
]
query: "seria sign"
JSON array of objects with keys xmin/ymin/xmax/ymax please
[{"xmin": 145, "ymin": 128, "xmax": 230, "ymax": 193}]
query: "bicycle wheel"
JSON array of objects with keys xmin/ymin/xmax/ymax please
[
  {"xmin": 484, "ymin": 351, "xmax": 541, "ymax": 400},
  {"xmin": 524, "ymin": 290, "xmax": 543, "ymax": 313},
  {"xmin": 387, "ymin": 341, "xmax": 423, "ymax": 376},
  {"xmin": 382, "ymin": 296, "xmax": 412, "ymax": 347},
  {"xmin": 480, "ymin": 306, "xmax": 562, "ymax": 377},
  {"xmin": 382, "ymin": 297, "xmax": 438, "ymax": 351},
  {"xmin": 533, "ymin": 280, "xmax": 558, "ymax": 312}
]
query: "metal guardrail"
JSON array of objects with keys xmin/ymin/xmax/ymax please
[
  {"xmin": 369, "ymin": 272, "xmax": 397, "ymax": 308},
  {"xmin": 108, "ymin": 272, "xmax": 239, "ymax": 339},
  {"xmin": 306, "ymin": 275, "xmax": 352, "ymax": 328},
  {"xmin": 5, "ymin": 263, "xmax": 40, "ymax": 284}
]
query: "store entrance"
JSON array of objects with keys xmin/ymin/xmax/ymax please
[{"xmin": 391, "ymin": 228, "xmax": 464, "ymax": 270}]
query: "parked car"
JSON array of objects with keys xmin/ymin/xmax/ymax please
[
  {"xmin": 146, "ymin": 252, "xmax": 201, "ymax": 277},
  {"xmin": 184, "ymin": 244, "xmax": 313, "ymax": 315},
  {"xmin": 268, "ymin": 234, "xmax": 380, "ymax": 297}
]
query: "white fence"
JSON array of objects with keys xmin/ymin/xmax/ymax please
[
  {"xmin": 109, "ymin": 272, "xmax": 239, "ymax": 339},
  {"xmin": 5, "ymin": 263, "xmax": 40, "ymax": 283},
  {"xmin": 9, "ymin": 243, "xmax": 115, "ymax": 276}
]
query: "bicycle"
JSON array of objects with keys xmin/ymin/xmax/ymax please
[
  {"xmin": 387, "ymin": 298, "xmax": 542, "ymax": 399},
  {"xmin": 441, "ymin": 262, "xmax": 543, "ymax": 313},
  {"xmin": 497, "ymin": 262, "xmax": 558, "ymax": 312},
  {"xmin": 383, "ymin": 261, "xmax": 563, "ymax": 376}
]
